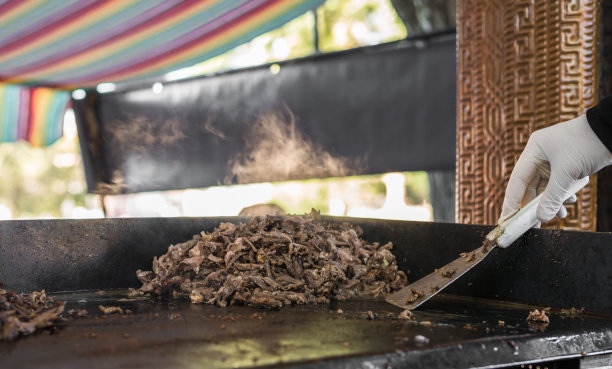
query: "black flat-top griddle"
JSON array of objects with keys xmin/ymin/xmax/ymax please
[
  {"xmin": 2, "ymin": 291, "xmax": 611, "ymax": 369},
  {"xmin": 1, "ymin": 216, "xmax": 611, "ymax": 369}
]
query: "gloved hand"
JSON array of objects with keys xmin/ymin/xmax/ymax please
[{"xmin": 500, "ymin": 114, "xmax": 612, "ymax": 224}]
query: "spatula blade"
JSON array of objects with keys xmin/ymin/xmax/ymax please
[{"xmin": 386, "ymin": 242, "xmax": 496, "ymax": 310}]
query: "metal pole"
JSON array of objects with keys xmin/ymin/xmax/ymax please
[{"xmin": 312, "ymin": 9, "xmax": 320, "ymax": 53}]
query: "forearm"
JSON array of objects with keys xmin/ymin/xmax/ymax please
[{"xmin": 586, "ymin": 95, "xmax": 612, "ymax": 153}]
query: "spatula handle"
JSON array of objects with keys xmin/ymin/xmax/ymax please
[{"xmin": 487, "ymin": 176, "xmax": 589, "ymax": 248}]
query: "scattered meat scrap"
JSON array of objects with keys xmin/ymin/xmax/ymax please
[
  {"xmin": 507, "ymin": 340, "xmax": 518, "ymax": 353},
  {"xmin": 132, "ymin": 210, "xmax": 407, "ymax": 309},
  {"xmin": 405, "ymin": 288, "xmax": 424, "ymax": 303},
  {"xmin": 435, "ymin": 267, "xmax": 456, "ymax": 278},
  {"xmin": 560, "ymin": 307, "xmax": 585, "ymax": 316},
  {"xmin": 398, "ymin": 309, "xmax": 413, "ymax": 320},
  {"xmin": 0, "ymin": 286, "xmax": 65, "ymax": 341},
  {"xmin": 460, "ymin": 250, "xmax": 477, "ymax": 262},
  {"xmin": 482, "ymin": 239, "xmax": 496, "ymax": 252},
  {"xmin": 67, "ymin": 309, "xmax": 88, "ymax": 318},
  {"xmin": 526, "ymin": 309, "xmax": 549, "ymax": 323},
  {"xmin": 98, "ymin": 305, "xmax": 123, "ymax": 315}
]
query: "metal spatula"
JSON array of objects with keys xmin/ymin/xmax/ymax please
[{"xmin": 385, "ymin": 177, "xmax": 590, "ymax": 310}]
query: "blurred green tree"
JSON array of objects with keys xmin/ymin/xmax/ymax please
[{"xmin": 0, "ymin": 119, "xmax": 92, "ymax": 218}]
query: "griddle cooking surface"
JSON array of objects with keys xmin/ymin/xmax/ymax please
[{"xmin": 1, "ymin": 291, "xmax": 610, "ymax": 369}]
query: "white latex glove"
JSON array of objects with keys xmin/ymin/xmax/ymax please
[{"xmin": 500, "ymin": 115, "xmax": 612, "ymax": 224}]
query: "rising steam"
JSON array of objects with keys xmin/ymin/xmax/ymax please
[
  {"xmin": 107, "ymin": 115, "xmax": 186, "ymax": 151},
  {"xmin": 227, "ymin": 111, "xmax": 357, "ymax": 184},
  {"xmin": 95, "ymin": 115, "xmax": 187, "ymax": 194}
]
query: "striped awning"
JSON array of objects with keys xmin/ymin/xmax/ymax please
[{"xmin": 0, "ymin": 0, "xmax": 323, "ymax": 146}]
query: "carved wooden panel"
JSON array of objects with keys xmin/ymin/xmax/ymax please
[
  {"xmin": 457, "ymin": 0, "xmax": 599, "ymax": 230},
  {"xmin": 596, "ymin": 0, "xmax": 612, "ymax": 232}
]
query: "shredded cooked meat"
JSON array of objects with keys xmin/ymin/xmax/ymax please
[
  {"xmin": 0, "ymin": 286, "xmax": 65, "ymax": 341},
  {"xmin": 132, "ymin": 210, "xmax": 407, "ymax": 309}
]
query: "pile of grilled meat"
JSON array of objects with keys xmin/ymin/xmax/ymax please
[
  {"xmin": 133, "ymin": 210, "xmax": 407, "ymax": 308},
  {"xmin": 0, "ymin": 286, "xmax": 65, "ymax": 341}
]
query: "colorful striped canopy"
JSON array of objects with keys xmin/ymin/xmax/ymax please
[{"xmin": 0, "ymin": 0, "xmax": 323, "ymax": 146}]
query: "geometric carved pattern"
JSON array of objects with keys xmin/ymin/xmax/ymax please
[{"xmin": 457, "ymin": 0, "xmax": 600, "ymax": 230}]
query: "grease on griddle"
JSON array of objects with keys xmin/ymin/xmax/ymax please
[
  {"xmin": 132, "ymin": 210, "xmax": 407, "ymax": 309},
  {"xmin": 414, "ymin": 334, "xmax": 429, "ymax": 344},
  {"xmin": 0, "ymin": 286, "xmax": 65, "ymax": 341}
]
